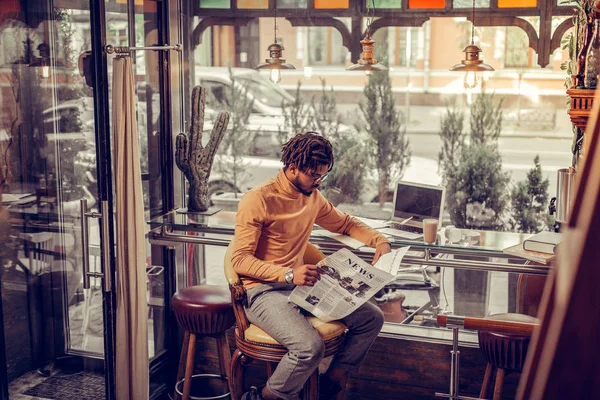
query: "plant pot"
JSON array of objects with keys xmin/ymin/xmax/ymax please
[
  {"xmin": 211, "ymin": 192, "xmax": 245, "ymax": 212},
  {"xmin": 567, "ymin": 88, "xmax": 595, "ymax": 130}
]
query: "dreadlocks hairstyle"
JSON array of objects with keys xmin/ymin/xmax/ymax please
[{"xmin": 281, "ymin": 132, "xmax": 334, "ymax": 173}]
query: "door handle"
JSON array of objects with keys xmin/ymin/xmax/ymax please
[
  {"xmin": 100, "ymin": 200, "xmax": 112, "ymax": 293},
  {"xmin": 80, "ymin": 198, "xmax": 101, "ymax": 289}
]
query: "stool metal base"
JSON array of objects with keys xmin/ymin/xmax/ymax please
[
  {"xmin": 175, "ymin": 373, "xmax": 230, "ymax": 400},
  {"xmin": 435, "ymin": 326, "xmax": 482, "ymax": 400}
]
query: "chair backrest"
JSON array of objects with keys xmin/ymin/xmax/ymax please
[
  {"xmin": 224, "ymin": 242, "xmax": 239, "ymax": 286},
  {"xmin": 516, "ymin": 273, "xmax": 547, "ymax": 317}
]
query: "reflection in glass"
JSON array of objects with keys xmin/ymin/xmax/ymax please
[
  {"xmin": 277, "ymin": 0, "xmax": 308, "ymax": 7},
  {"xmin": 199, "ymin": 0, "xmax": 231, "ymax": 8},
  {"xmin": 1, "ymin": 4, "xmax": 107, "ymax": 397},
  {"xmin": 453, "ymin": 0, "xmax": 490, "ymax": 7},
  {"xmin": 371, "ymin": 0, "xmax": 402, "ymax": 8}
]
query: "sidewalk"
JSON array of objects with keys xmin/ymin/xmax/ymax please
[{"xmin": 338, "ymin": 104, "xmax": 573, "ymax": 140}]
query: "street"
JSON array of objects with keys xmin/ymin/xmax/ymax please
[
  {"xmin": 337, "ymin": 103, "xmax": 574, "ymax": 202},
  {"xmin": 408, "ymin": 132, "xmax": 573, "ymax": 200}
]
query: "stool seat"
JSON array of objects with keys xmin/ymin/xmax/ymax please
[
  {"xmin": 172, "ymin": 285, "xmax": 235, "ymax": 335},
  {"xmin": 243, "ymin": 318, "xmax": 347, "ymax": 345},
  {"xmin": 172, "ymin": 285, "xmax": 235, "ymax": 400},
  {"xmin": 478, "ymin": 313, "xmax": 538, "ymax": 372}
]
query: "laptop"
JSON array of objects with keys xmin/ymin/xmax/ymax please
[{"xmin": 380, "ymin": 181, "xmax": 445, "ymax": 240}]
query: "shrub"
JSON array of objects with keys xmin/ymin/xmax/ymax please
[
  {"xmin": 469, "ymin": 91, "xmax": 503, "ymax": 146},
  {"xmin": 446, "ymin": 145, "xmax": 510, "ymax": 230},
  {"xmin": 438, "ymin": 98, "xmax": 465, "ymax": 182},
  {"xmin": 359, "ymin": 68, "xmax": 411, "ymax": 207},
  {"xmin": 510, "ymin": 155, "xmax": 552, "ymax": 233},
  {"xmin": 214, "ymin": 66, "xmax": 254, "ymax": 195}
]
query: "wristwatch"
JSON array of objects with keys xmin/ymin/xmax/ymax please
[{"xmin": 284, "ymin": 268, "xmax": 294, "ymax": 284}]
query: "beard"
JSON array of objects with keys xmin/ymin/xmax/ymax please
[{"xmin": 292, "ymin": 175, "xmax": 319, "ymax": 197}]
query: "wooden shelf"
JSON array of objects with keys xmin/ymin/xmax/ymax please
[{"xmin": 567, "ymin": 88, "xmax": 596, "ymax": 130}]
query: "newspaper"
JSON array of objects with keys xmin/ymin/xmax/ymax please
[{"xmin": 288, "ymin": 247, "xmax": 410, "ymax": 322}]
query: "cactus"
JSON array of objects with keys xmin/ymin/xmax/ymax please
[{"xmin": 176, "ymin": 86, "xmax": 230, "ymax": 212}]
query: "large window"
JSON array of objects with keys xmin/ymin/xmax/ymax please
[
  {"xmin": 504, "ymin": 26, "xmax": 536, "ymax": 68},
  {"xmin": 192, "ymin": 15, "xmax": 572, "ymax": 235},
  {"xmin": 306, "ymin": 26, "xmax": 347, "ymax": 66}
]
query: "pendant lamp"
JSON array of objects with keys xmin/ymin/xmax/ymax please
[
  {"xmin": 347, "ymin": 0, "xmax": 388, "ymax": 75},
  {"xmin": 449, "ymin": 0, "xmax": 494, "ymax": 88},
  {"xmin": 255, "ymin": 3, "xmax": 295, "ymax": 83}
]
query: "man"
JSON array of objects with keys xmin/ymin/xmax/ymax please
[{"xmin": 232, "ymin": 132, "xmax": 391, "ymax": 400}]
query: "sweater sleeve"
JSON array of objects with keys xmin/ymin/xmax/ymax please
[
  {"xmin": 231, "ymin": 191, "xmax": 287, "ymax": 283},
  {"xmin": 314, "ymin": 191, "xmax": 390, "ymax": 248}
]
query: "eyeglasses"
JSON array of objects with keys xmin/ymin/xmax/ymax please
[{"xmin": 305, "ymin": 171, "xmax": 329, "ymax": 183}]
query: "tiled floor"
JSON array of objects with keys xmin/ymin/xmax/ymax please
[
  {"xmin": 9, "ymin": 370, "xmax": 57, "ymax": 400},
  {"xmin": 9, "ymin": 369, "xmax": 105, "ymax": 400}
]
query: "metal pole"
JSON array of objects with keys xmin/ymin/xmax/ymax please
[{"xmin": 450, "ymin": 327, "xmax": 460, "ymax": 397}]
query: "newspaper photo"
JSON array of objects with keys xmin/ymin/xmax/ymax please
[{"xmin": 288, "ymin": 247, "xmax": 411, "ymax": 322}]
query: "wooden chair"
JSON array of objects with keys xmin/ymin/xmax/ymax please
[
  {"xmin": 437, "ymin": 314, "xmax": 539, "ymax": 400},
  {"xmin": 475, "ymin": 272, "xmax": 545, "ymax": 400},
  {"xmin": 224, "ymin": 242, "xmax": 348, "ymax": 400}
]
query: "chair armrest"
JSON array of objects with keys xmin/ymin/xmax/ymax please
[
  {"xmin": 437, "ymin": 314, "xmax": 538, "ymax": 336},
  {"xmin": 230, "ymin": 283, "xmax": 250, "ymax": 336}
]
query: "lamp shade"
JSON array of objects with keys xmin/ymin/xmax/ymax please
[
  {"xmin": 347, "ymin": 34, "xmax": 388, "ymax": 72},
  {"xmin": 255, "ymin": 43, "xmax": 296, "ymax": 70},
  {"xmin": 449, "ymin": 44, "xmax": 494, "ymax": 72}
]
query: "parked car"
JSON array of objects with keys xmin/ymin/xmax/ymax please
[{"xmin": 196, "ymin": 67, "xmax": 295, "ymax": 116}]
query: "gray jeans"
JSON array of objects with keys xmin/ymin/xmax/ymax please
[{"xmin": 245, "ymin": 283, "xmax": 384, "ymax": 400}]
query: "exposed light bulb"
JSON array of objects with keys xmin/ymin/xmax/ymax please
[
  {"xmin": 463, "ymin": 71, "xmax": 479, "ymax": 89},
  {"xmin": 40, "ymin": 65, "xmax": 50, "ymax": 79},
  {"xmin": 270, "ymin": 68, "xmax": 282, "ymax": 84},
  {"xmin": 365, "ymin": 69, "xmax": 372, "ymax": 76}
]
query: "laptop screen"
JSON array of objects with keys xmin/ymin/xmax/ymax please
[{"xmin": 392, "ymin": 182, "xmax": 444, "ymax": 224}]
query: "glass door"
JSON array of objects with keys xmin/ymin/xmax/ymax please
[{"xmin": 0, "ymin": 0, "xmax": 117, "ymax": 398}]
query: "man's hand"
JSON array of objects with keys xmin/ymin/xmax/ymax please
[
  {"xmin": 293, "ymin": 264, "xmax": 323, "ymax": 286},
  {"xmin": 372, "ymin": 242, "xmax": 392, "ymax": 265}
]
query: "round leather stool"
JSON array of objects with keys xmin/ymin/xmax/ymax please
[
  {"xmin": 478, "ymin": 313, "xmax": 538, "ymax": 400},
  {"xmin": 172, "ymin": 285, "xmax": 235, "ymax": 400}
]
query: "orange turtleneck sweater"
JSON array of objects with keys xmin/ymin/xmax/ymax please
[{"xmin": 231, "ymin": 170, "xmax": 390, "ymax": 289}]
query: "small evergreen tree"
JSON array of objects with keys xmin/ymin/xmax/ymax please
[
  {"xmin": 438, "ymin": 98, "xmax": 465, "ymax": 182},
  {"xmin": 311, "ymin": 78, "xmax": 341, "ymax": 138},
  {"xmin": 469, "ymin": 91, "xmax": 503, "ymax": 146},
  {"xmin": 359, "ymin": 68, "xmax": 411, "ymax": 207},
  {"xmin": 446, "ymin": 145, "xmax": 510, "ymax": 230},
  {"xmin": 312, "ymin": 79, "xmax": 367, "ymax": 204},
  {"xmin": 278, "ymin": 82, "xmax": 312, "ymax": 146},
  {"xmin": 510, "ymin": 155, "xmax": 551, "ymax": 233},
  {"xmin": 214, "ymin": 66, "xmax": 254, "ymax": 196}
]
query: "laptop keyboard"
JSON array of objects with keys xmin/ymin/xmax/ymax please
[
  {"xmin": 379, "ymin": 228, "xmax": 422, "ymax": 240},
  {"xmin": 389, "ymin": 222, "xmax": 423, "ymax": 233}
]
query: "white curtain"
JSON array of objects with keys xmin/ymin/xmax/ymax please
[{"xmin": 112, "ymin": 55, "xmax": 149, "ymax": 400}]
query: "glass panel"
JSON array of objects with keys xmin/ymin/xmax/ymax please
[
  {"xmin": 179, "ymin": 13, "xmax": 572, "ymax": 392},
  {"xmin": 0, "ymin": 1, "xmax": 107, "ymax": 397},
  {"xmin": 315, "ymin": 0, "xmax": 349, "ymax": 8},
  {"xmin": 453, "ymin": 0, "xmax": 490, "ymax": 7},
  {"xmin": 199, "ymin": 0, "xmax": 231, "ymax": 8},
  {"xmin": 278, "ymin": 0, "xmax": 308, "ymax": 7},
  {"xmin": 134, "ymin": 0, "xmax": 166, "ymax": 362},
  {"xmin": 370, "ymin": 0, "xmax": 402, "ymax": 8},
  {"xmin": 307, "ymin": 27, "xmax": 348, "ymax": 65},
  {"xmin": 498, "ymin": 0, "xmax": 536, "ymax": 7},
  {"xmin": 238, "ymin": 0, "xmax": 268, "ymax": 8},
  {"xmin": 409, "ymin": 0, "xmax": 445, "ymax": 8}
]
